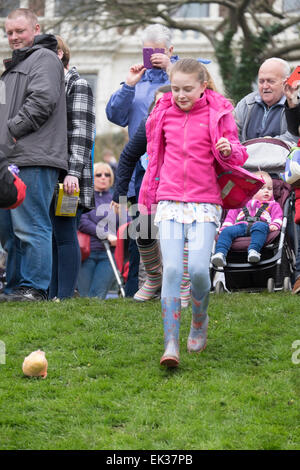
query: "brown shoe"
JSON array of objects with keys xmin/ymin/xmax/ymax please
[{"xmin": 292, "ymin": 276, "xmax": 300, "ymax": 295}]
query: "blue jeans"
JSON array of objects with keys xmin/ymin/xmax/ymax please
[
  {"xmin": 77, "ymin": 250, "xmax": 115, "ymax": 299},
  {"xmin": 49, "ymin": 200, "xmax": 82, "ymax": 299},
  {"xmin": 216, "ymin": 221, "xmax": 269, "ymax": 256},
  {"xmin": 159, "ymin": 220, "xmax": 217, "ymax": 298},
  {"xmin": 0, "ymin": 167, "xmax": 59, "ymax": 293}
]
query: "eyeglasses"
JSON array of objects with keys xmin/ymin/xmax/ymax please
[{"xmin": 95, "ymin": 173, "xmax": 111, "ymax": 177}]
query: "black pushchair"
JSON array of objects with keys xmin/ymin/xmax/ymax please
[{"xmin": 211, "ymin": 138, "xmax": 297, "ymax": 293}]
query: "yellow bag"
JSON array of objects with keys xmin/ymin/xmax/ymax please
[{"xmin": 55, "ymin": 183, "xmax": 80, "ymax": 217}]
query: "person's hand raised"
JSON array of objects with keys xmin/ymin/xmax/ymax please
[
  {"xmin": 125, "ymin": 64, "xmax": 146, "ymax": 87},
  {"xmin": 284, "ymin": 80, "xmax": 299, "ymax": 108},
  {"xmin": 150, "ymin": 52, "xmax": 171, "ymax": 72}
]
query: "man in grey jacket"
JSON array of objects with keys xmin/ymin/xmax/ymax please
[
  {"xmin": 234, "ymin": 57, "xmax": 298, "ymax": 145},
  {"xmin": 234, "ymin": 57, "xmax": 300, "ymax": 293},
  {"xmin": 0, "ymin": 8, "xmax": 68, "ymax": 301}
]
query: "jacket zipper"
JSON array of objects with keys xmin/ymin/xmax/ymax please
[
  {"xmin": 183, "ymin": 113, "xmax": 189, "ymax": 201},
  {"xmin": 146, "ymin": 111, "xmax": 156, "ymax": 209}
]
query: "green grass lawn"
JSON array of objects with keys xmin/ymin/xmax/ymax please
[{"xmin": 0, "ymin": 293, "xmax": 299, "ymax": 450}]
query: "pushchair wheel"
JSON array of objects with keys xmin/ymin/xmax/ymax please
[
  {"xmin": 215, "ymin": 280, "xmax": 225, "ymax": 294},
  {"xmin": 267, "ymin": 278, "xmax": 275, "ymax": 293},
  {"xmin": 283, "ymin": 277, "xmax": 292, "ymax": 292}
]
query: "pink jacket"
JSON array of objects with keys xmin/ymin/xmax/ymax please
[
  {"xmin": 139, "ymin": 90, "xmax": 264, "ymax": 212},
  {"xmin": 221, "ymin": 199, "xmax": 283, "ymax": 231}
]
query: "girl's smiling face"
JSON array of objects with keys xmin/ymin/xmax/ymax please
[{"xmin": 171, "ymin": 71, "xmax": 207, "ymax": 112}]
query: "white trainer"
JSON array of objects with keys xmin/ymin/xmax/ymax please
[
  {"xmin": 211, "ymin": 252, "xmax": 227, "ymax": 267},
  {"xmin": 248, "ymin": 249, "xmax": 261, "ymax": 263}
]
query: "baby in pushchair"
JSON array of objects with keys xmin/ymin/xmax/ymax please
[
  {"xmin": 211, "ymin": 137, "xmax": 297, "ymax": 293},
  {"xmin": 212, "ymin": 171, "xmax": 283, "ymax": 267}
]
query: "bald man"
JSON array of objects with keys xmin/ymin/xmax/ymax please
[{"xmin": 234, "ymin": 57, "xmax": 298, "ymax": 144}]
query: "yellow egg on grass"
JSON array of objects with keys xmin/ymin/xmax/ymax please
[{"xmin": 22, "ymin": 350, "xmax": 48, "ymax": 378}]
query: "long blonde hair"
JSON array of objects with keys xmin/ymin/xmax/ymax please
[{"xmin": 170, "ymin": 58, "xmax": 218, "ymax": 92}]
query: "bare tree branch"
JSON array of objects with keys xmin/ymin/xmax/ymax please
[{"xmin": 266, "ymin": 40, "xmax": 300, "ymax": 58}]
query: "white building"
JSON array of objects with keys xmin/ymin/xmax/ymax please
[
  {"xmin": 0, "ymin": 0, "xmax": 226, "ymax": 137},
  {"xmin": 0, "ymin": 0, "xmax": 299, "ymax": 137}
]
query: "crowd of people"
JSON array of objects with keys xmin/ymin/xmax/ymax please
[{"xmin": 1, "ymin": 7, "xmax": 300, "ymax": 367}]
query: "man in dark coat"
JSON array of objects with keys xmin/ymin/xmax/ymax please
[{"xmin": 0, "ymin": 8, "xmax": 68, "ymax": 301}]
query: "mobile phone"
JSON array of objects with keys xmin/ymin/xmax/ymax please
[
  {"xmin": 287, "ymin": 65, "xmax": 300, "ymax": 86},
  {"xmin": 143, "ymin": 47, "xmax": 165, "ymax": 69}
]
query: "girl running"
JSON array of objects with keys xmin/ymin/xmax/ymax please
[{"xmin": 139, "ymin": 58, "xmax": 249, "ymax": 367}]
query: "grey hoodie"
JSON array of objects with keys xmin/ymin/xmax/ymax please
[{"xmin": 0, "ymin": 34, "xmax": 68, "ymax": 170}]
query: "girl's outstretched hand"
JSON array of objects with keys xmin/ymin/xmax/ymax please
[{"xmin": 216, "ymin": 137, "xmax": 232, "ymax": 157}]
